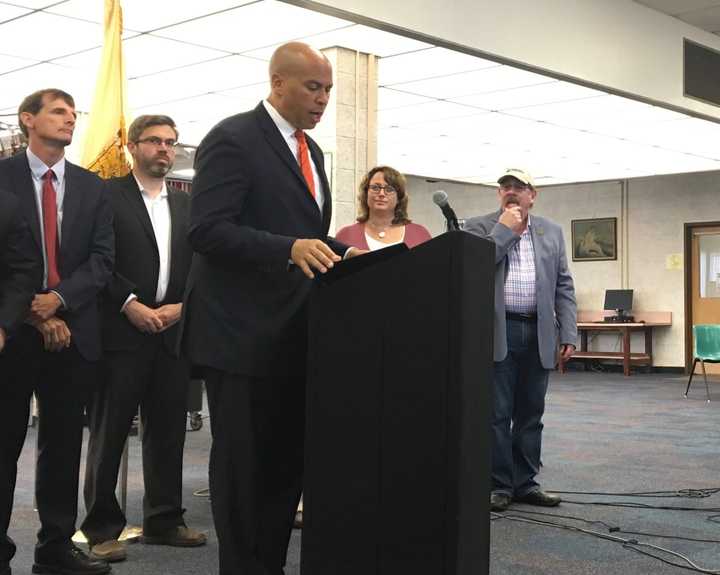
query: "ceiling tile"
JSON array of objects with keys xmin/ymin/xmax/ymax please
[
  {"xmin": 245, "ymin": 23, "xmax": 432, "ymax": 61},
  {"xmin": 54, "ymin": 34, "xmax": 229, "ymax": 80},
  {"xmin": 378, "ymin": 101, "xmax": 483, "ymax": 129},
  {"xmin": 385, "ymin": 65, "xmax": 551, "ymax": 99},
  {"xmin": 377, "ymin": 88, "xmax": 433, "ymax": 110},
  {"xmin": 47, "ymin": 0, "xmax": 255, "ymax": 32},
  {"xmin": 0, "ymin": 53, "xmax": 41, "ymax": 74},
  {"xmin": 508, "ymin": 94, "xmax": 687, "ymax": 139},
  {"xmin": 0, "ymin": 62, "xmax": 94, "ymax": 111},
  {"xmin": 3, "ymin": 0, "xmax": 61, "ymax": 8},
  {"xmin": 0, "ymin": 3, "xmax": 31, "ymax": 22},
  {"xmin": 126, "ymin": 55, "xmax": 267, "ymax": 108},
  {"xmin": 0, "ymin": 11, "xmax": 100, "ymax": 60},
  {"xmin": 153, "ymin": 1, "xmax": 351, "ymax": 54},
  {"xmin": 452, "ymin": 81, "xmax": 605, "ymax": 112},
  {"xmin": 378, "ymin": 47, "xmax": 497, "ymax": 85}
]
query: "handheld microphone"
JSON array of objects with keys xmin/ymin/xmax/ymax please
[{"xmin": 432, "ymin": 190, "xmax": 460, "ymax": 231}]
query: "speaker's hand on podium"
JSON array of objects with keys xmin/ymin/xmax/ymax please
[{"xmin": 291, "ymin": 239, "xmax": 341, "ymax": 279}]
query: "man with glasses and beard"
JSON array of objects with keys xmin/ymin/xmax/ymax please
[
  {"xmin": 81, "ymin": 115, "xmax": 205, "ymax": 564},
  {"xmin": 465, "ymin": 168, "xmax": 576, "ymax": 514}
]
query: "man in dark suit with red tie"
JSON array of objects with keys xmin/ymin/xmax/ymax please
[
  {"xmin": 0, "ymin": 188, "xmax": 42, "ymax": 355},
  {"xmin": 81, "ymin": 115, "xmax": 205, "ymax": 564},
  {"xmin": 182, "ymin": 42, "xmax": 360, "ymax": 575},
  {"xmin": 0, "ymin": 89, "xmax": 114, "ymax": 575}
]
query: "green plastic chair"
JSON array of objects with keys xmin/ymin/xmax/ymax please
[{"xmin": 684, "ymin": 325, "xmax": 720, "ymax": 402}]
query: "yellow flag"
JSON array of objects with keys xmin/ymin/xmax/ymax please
[{"xmin": 81, "ymin": 0, "xmax": 130, "ymax": 178}]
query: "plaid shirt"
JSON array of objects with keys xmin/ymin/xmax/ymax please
[{"xmin": 504, "ymin": 225, "xmax": 537, "ymax": 313}]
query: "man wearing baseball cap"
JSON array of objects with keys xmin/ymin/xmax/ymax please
[{"xmin": 465, "ymin": 168, "xmax": 577, "ymax": 512}]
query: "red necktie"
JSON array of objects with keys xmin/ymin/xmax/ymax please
[
  {"xmin": 294, "ymin": 130, "xmax": 316, "ymax": 199},
  {"xmin": 42, "ymin": 169, "xmax": 61, "ymax": 288}
]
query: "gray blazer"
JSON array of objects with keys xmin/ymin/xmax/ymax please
[{"xmin": 464, "ymin": 209, "xmax": 577, "ymax": 369}]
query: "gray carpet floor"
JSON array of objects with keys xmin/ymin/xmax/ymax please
[{"xmin": 6, "ymin": 370, "xmax": 720, "ymax": 574}]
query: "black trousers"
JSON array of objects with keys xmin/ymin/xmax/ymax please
[
  {"xmin": 0, "ymin": 326, "xmax": 97, "ymax": 565},
  {"xmin": 81, "ymin": 337, "xmax": 190, "ymax": 545},
  {"xmin": 205, "ymin": 370, "xmax": 305, "ymax": 575}
]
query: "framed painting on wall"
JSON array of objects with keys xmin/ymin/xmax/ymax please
[{"xmin": 571, "ymin": 217, "xmax": 617, "ymax": 262}]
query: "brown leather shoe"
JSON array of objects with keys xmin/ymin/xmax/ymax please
[
  {"xmin": 89, "ymin": 539, "xmax": 127, "ymax": 563},
  {"xmin": 141, "ymin": 526, "xmax": 207, "ymax": 547},
  {"xmin": 514, "ymin": 489, "xmax": 562, "ymax": 507}
]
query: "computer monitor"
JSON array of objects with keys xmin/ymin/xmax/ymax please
[{"xmin": 604, "ymin": 289, "xmax": 633, "ymax": 316}]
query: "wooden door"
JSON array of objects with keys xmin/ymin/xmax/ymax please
[{"xmin": 690, "ymin": 226, "xmax": 720, "ymax": 374}]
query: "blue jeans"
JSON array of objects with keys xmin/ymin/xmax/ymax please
[{"xmin": 491, "ymin": 317, "xmax": 550, "ymax": 497}]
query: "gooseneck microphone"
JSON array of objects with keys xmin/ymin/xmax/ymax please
[{"xmin": 432, "ymin": 190, "xmax": 460, "ymax": 231}]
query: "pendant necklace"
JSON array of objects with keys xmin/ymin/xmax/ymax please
[{"xmin": 369, "ymin": 222, "xmax": 389, "ymax": 238}]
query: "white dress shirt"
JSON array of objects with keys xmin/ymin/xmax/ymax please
[
  {"xmin": 262, "ymin": 100, "xmax": 325, "ymax": 213},
  {"xmin": 123, "ymin": 175, "xmax": 172, "ymax": 310}
]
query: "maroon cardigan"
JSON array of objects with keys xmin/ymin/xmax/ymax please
[{"xmin": 335, "ymin": 222, "xmax": 432, "ymax": 250}]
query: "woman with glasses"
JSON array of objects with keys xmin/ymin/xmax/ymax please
[{"xmin": 336, "ymin": 165, "xmax": 431, "ymax": 251}]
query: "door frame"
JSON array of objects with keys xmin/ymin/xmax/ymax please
[{"xmin": 684, "ymin": 220, "xmax": 720, "ymax": 371}]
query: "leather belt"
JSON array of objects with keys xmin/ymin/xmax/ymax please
[{"xmin": 506, "ymin": 311, "xmax": 537, "ymax": 323}]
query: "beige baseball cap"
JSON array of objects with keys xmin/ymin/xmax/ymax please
[{"xmin": 498, "ymin": 168, "xmax": 534, "ymax": 188}]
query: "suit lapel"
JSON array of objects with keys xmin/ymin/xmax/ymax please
[
  {"xmin": 13, "ymin": 153, "xmax": 42, "ymax": 250},
  {"xmin": 255, "ymin": 104, "xmax": 308, "ymax": 192},
  {"xmin": 60, "ymin": 162, "xmax": 82, "ymax": 249},
  {"xmin": 122, "ymin": 174, "xmax": 158, "ymax": 251},
  {"xmin": 255, "ymin": 103, "xmax": 323, "ymax": 218},
  {"xmin": 166, "ymin": 189, "xmax": 183, "ymax": 294},
  {"xmin": 307, "ymin": 136, "xmax": 330, "ymax": 226}
]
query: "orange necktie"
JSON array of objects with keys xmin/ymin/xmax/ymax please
[
  {"xmin": 294, "ymin": 129, "xmax": 316, "ymax": 198},
  {"xmin": 42, "ymin": 169, "xmax": 61, "ymax": 288}
]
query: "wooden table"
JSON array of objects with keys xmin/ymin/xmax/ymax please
[{"xmin": 566, "ymin": 311, "xmax": 672, "ymax": 376}]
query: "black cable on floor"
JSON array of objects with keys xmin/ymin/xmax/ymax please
[
  {"xmin": 553, "ymin": 488, "xmax": 720, "ymax": 498},
  {"xmin": 492, "ymin": 511, "xmax": 720, "ymax": 574},
  {"xmin": 562, "ymin": 499, "xmax": 720, "ymax": 512},
  {"xmin": 510, "ymin": 508, "xmax": 720, "ymax": 544}
]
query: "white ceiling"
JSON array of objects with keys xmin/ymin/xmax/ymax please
[{"xmin": 1, "ymin": 0, "xmax": 720, "ymax": 185}]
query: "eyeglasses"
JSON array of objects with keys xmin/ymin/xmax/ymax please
[
  {"xmin": 368, "ymin": 184, "xmax": 397, "ymax": 195},
  {"xmin": 499, "ymin": 182, "xmax": 529, "ymax": 192},
  {"xmin": 136, "ymin": 137, "xmax": 178, "ymax": 149}
]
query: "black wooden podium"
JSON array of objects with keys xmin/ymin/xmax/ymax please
[{"xmin": 302, "ymin": 231, "xmax": 495, "ymax": 575}]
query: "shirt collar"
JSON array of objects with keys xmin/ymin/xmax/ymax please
[
  {"xmin": 133, "ymin": 172, "xmax": 168, "ymax": 200},
  {"xmin": 263, "ymin": 99, "xmax": 298, "ymax": 141},
  {"xmin": 26, "ymin": 148, "xmax": 66, "ymax": 182}
]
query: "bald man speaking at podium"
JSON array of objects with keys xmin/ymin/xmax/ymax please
[{"xmin": 182, "ymin": 42, "xmax": 361, "ymax": 574}]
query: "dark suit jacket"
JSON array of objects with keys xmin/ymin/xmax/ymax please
[
  {"xmin": 102, "ymin": 173, "xmax": 192, "ymax": 353},
  {"xmin": 0, "ymin": 188, "xmax": 42, "ymax": 337},
  {"xmin": 0, "ymin": 152, "xmax": 114, "ymax": 361},
  {"xmin": 182, "ymin": 102, "xmax": 347, "ymax": 377}
]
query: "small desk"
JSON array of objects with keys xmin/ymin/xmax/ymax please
[{"xmin": 568, "ymin": 311, "xmax": 672, "ymax": 376}]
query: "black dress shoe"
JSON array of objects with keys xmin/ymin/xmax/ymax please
[
  {"xmin": 0, "ymin": 563, "xmax": 10, "ymax": 575},
  {"xmin": 490, "ymin": 492, "xmax": 512, "ymax": 512},
  {"xmin": 514, "ymin": 489, "xmax": 562, "ymax": 507},
  {"xmin": 32, "ymin": 545, "xmax": 111, "ymax": 575}
]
